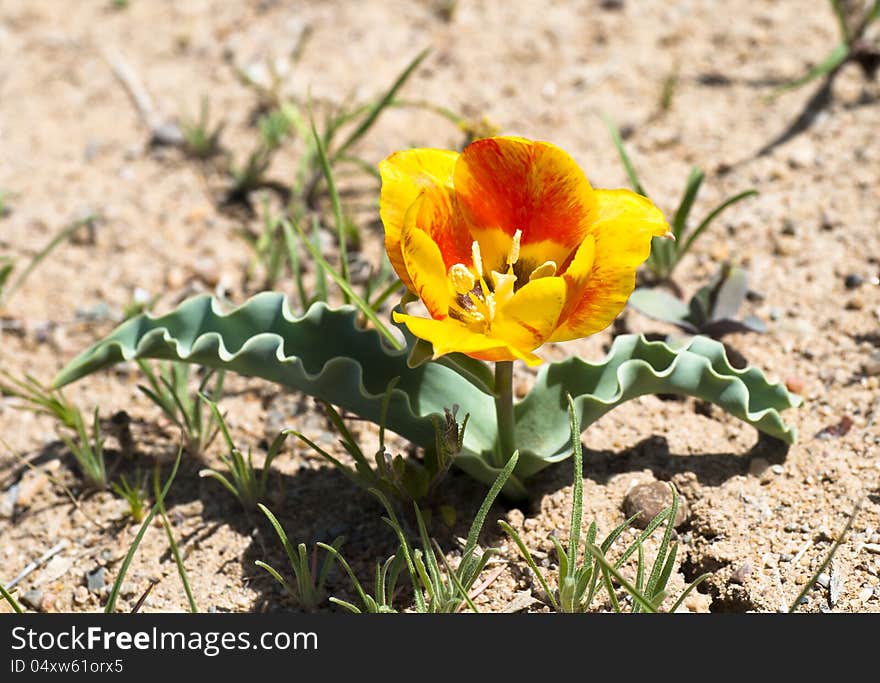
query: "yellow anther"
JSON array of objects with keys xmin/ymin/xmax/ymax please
[
  {"xmin": 529, "ymin": 260, "xmax": 558, "ymax": 281},
  {"xmin": 471, "ymin": 241, "xmax": 484, "ymax": 277},
  {"xmin": 508, "ymin": 229, "xmax": 522, "ymax": 266},
  {"xmin": 448, "ymin": 263, "xmax": 476, "ymax": 294}
]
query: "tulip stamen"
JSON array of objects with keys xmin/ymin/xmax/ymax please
[
  {"xmin": 471, "ymin": 241, "xmax": 484, "ymax": 278},
  {"xmin": 507, "ymin": 229, "xmax": 522, "ymax": 267},
  {"xmin": 449, "ymin": 263, "xmax": 476, "ymax": 295},
  {"xmin": 529, "ymin": 260, "xmax": 557, "ymax": 281}
]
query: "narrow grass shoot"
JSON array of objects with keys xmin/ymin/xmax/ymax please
[
  {"xmin": 0, "ymin": 213, "xmax": 98, "ymax": 309},
  {"xmin": 198, "ymin": 397, "xmax": 289, "ymax": 511},
  {"xmin": 320, "ymin": 545, "xmax": 403, "ymax": 613},
  {"xmin": 0, "ymin": 581, "xmax": 23, "ymax": 614},
  {"xmin": 111, "ymin": 470, "xmax": 149, "ymax": 522},
  {"xmin": 153, "ymin": 466, "xmax": 198, "ymax": 612},
  {"xmin": 772, "ymin": 1, "xmax": 880, "ymax": 95},
  {"xmin": 136, "ymin": 360, "xmax": 224, "ymax": 457},
  {"xmin": 1, "ymin": 373, "xmax": 107, "ymax": 488},
  {"xmin": 604, "ymin": 116, "xmax": 757, "ymax": 284},
  {"xmin": 181, "ymin": 96, "xmax": 224, "ymax": 160},
  {"xmin": 501, "ymin": 395, "xmax": 708, "ymax": 612},
  {"xmin": 0, "ymin": 189, "xmax": 12, "ymax": 218},
  {"xmin": 256, "ymin": 504, "xmax": 343, "ymax": 611},
  {"xmin": 373, "ymin": 451, "xmax": 518, "ymax": 613},
  {"xmin": 292, "ymin": 381, "xmax": 466, "ymax": 505},
  {"xmin": 789, "ymin": 501, "xmax": 860, "ymax": 613},
  {"xmin": 289, "ymin": 217, "xmax": 402, "ymax": 348},
  {"xmin": 239, "ymin": 194, "xmax": 289, "ymax": 290},
  {"xmin": 104, "ymin": 449, "xmax": 182, "ymax": 613}
]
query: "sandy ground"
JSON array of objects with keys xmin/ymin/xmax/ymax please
[{"xmin": 1, "ymin": 0, "xmax": 879, "ymax": 613}]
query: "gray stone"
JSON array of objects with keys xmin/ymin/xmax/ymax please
[
  {"xmin": 729, "ymin": 562, "xmax": 752, "ymax": 585},
  {"xmin": 20, "ymin": 589, "xmax": 43, "ymax": 611},
  {"xmin": 86, "ymin": 567, "xmax": 105, "ymax": 594},
  {"xmin": 623, "ymin": 481, "xmax": 689, "ymax": 530}
]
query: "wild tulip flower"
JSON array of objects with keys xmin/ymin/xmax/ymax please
[
  {"xmin": 379, "ymin": 136, "xmax": 671, "ymax": 365},
  {"xmin": 379, "ymin": 136, "xmax": 671, "ymax": 463}
]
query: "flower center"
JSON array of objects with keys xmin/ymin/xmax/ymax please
[{"xmin": 445, "ymin": 230, "xmax": 557, "ymax": 331}]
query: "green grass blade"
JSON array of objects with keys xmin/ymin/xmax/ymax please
[
  {"xmin": 309, "ymin": 119, "xmax": 350, "ymax": 302},
  {"xmin": 154, "ymin": 469, "xmax": 198, "ymax": 613},
  {"xmin": 332, "ymin": 48, "xmax": 430, "ymax": 161},
  {"xmin": 615, "ymin": 507, "xmax": 671, "ymax": 569},
  {"xmin": 0, "ymin": 581, "xmax": 23, "ymax": 613},
  {"xmin": 104, "ymin": 449, "xmax": 182, "ymax": 613},
  {"xmin": 368, "ymin": 277, "xmax": 405, "ymax": 312},
  {"xmin": 1, "ymin": 213, "xmax": 96, "ymax": 305},
  {"xmin": 291, "ymin": 219, "xmax": 402, "ymax": 349},
  {"xmin": 603, "ymin": 115, "xmax": 646, "ymax": 196},
  {"xmin": 587, "ymin": 544, "xmax": 658, "ymax": 613},
  {"xmin": 498, "ymin": 520, "xmax": 559, "ymax": 611},
  {"xmin": 309, "ymin": 217, "xmax": 328, "ymax": 303},
  {"xmin": 671, "ymin": 166, "xmax": 704, "ymax": 240},
  {"xmin": 336, "ymin": 154, "xmax": 382, "ymax": 180},
  {"xmin": 316, "ymin": 537, "xmax": 345, "ymax": 590},
  {"xmin": 789, "ymin": 502, "xmax": 860, "ymax": 612},
  {"xmin": 668, "ymin": 573, "xmax": 711, "ymax": 613},
  {"xmin": 462, "ymin": 452, "xmax": 519, "ymax": 558},
  {"xmin": 254, "ymin": 561, "xmax": 294, "ymax": 595},
  {"xmin": 281, "ymin": 218, "xmax": 310, "ymax": 312},
  {"xmin": 644, "ymin": 485, "xmax": 678, "ymax": 599},
  {"xmin": 318, "ymin": 542, "xmax": 370, "ymax": 610},
  {"xmin": 829, "ymin": 0, "xmax": 851, "ymax": 44},
  {"xmin": 679, "ymin": 189, "xmax": 758, "ymax": 260},
  {"xmin": 257, "ymin": 504, "xmax": 298, "ymax": 570},
  {"xmin": 772, "ymin": 43, "xmax": 848, "ymax": 96},
  {"xmin": 566, "ymin": 394, "xmax": 583, "ymax": 573},
  {"xmin": 328, "ymin": 597, "xmax": 362, "ymax": 613},
  {"xmin": 198, "ymin": 469, "xmax": 242, "ymax": 505}
]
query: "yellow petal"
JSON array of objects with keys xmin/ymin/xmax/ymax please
[
  {"xmin": 491, "ymin": 276, "xmax": 566, "ymax": 351},
  {"xmin": 400, "ymin": 201, "xmax": 451, "ymax": 319},
  {"xmin": 393, "ymin": 312, "xmax": 544, "ymax": 366},
  {"xmin": 551, "ymin": 188, "xmax": 669, "ymax": 342},
  {"xmin": 379, "ymin": 148, "xmax": 459, "ymax": 289}
]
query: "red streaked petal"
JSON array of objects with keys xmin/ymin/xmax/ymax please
[
  {"xmin": 551, "ymin": 188, "xmax": 669, "ymax": 342},
  {"xmin": 453, "ymin": 136, "xmax": 598, "ymax": 273}
]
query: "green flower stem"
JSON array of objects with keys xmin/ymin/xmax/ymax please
[{"xmin": 494, "ymin": 361, "xmax": 516, "ymax": 467}]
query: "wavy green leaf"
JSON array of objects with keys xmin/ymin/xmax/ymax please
[
  {"xmin": 53, "ymin": 294, "xmax": 800, "ymax": 497},
  {"xmin": 509, "ymin": 334, "xmax": 801, "ymax": 480},
  {"xmin": 52, "ymin": 293, "xmax": 505, "ymax": 486}
]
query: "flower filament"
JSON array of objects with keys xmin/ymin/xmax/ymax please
[{"xmin": 446, "ymin": 229, "xmax": 557, "ymax": 332}]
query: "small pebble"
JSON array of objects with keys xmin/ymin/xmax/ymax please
[
  {"xmin": 72, "ymin": 585, "xmax": 89, "ymax": 605},
  {"xmin": 815, "ymin": 572, "xmax": 831, "ymax": 589},
  {"xmin": 21, "ymin": 589, "xmax": 43, "ymax": 611},
  {"xmin": 863, "ymin": 352, "xmax": 880, "ymax": 377},
  {"xmin": 623, "ymin": 481, "xmax": 689, "ymax": 529},
  {"xmin": 785, "ymin": 376, "xmax": 806, "ymax": 394},
  {"xmin": 779, "ymin": 553, "xmax": 793, "ymax": 562},
  {"xmin": 858, "ymin": 586, "xmax": 874, "ymax": 602},
  {"xmin": 86, "ymin": 567, "xmax": 106, "ymax": 594},
  {"xmin": 771, "ymin": 464, "xmax": 784, "ymax": 475},
  {"xmin": 844, "ymin": 273, "xmax": 864, "ymax": 289},
  {"xmin": 749, "ymin": 457, "xmax": 770, "ymax": 477},
  {"xmin": 729, "ymin": 562, "xmax": 752, "ymax": 585}
]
